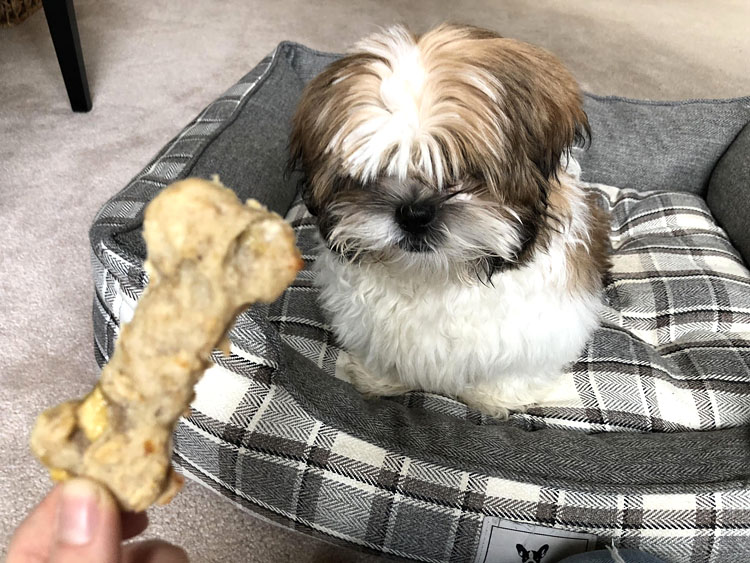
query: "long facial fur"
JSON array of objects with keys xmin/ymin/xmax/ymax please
[
  {"xmin": 323, "ymin": 177, "xmax": 524, "ymax": 283},
  {"xmin": 289, "ymin": 23, "xmax": 603, "ymax": 286}
]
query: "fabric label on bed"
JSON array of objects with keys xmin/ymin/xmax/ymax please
[{"xmin": 473, "ymin": 518, "xmax": 597, "ymax": 563}]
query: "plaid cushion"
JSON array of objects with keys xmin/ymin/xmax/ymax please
[{"xmin": 89, "ymin": 42, "xmax": 750, "ymax": 563}]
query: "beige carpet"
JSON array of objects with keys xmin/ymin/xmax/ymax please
[{"xmin": 1, "ymin": 1, "xmax": 748, "ymax": 561}]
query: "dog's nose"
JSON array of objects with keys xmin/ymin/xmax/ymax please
[{"xmin": 396, "ymin": 203, "xmax": 436, "ymax": 234}]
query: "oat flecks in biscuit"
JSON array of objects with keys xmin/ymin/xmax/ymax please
[{"xmin": 30, "ymin": 177, "xmax": 302, "ymax": 511}]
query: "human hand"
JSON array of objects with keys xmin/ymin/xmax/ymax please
[{"xmin": 6, "ymin": 478, "xmax": 188, "ymax": 563}]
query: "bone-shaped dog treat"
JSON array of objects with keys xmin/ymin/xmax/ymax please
[{"xmin": 30, "ymin": 178, "xmax": 302, "ymax": 511}]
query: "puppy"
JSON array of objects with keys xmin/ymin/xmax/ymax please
[{"xmin": 289, "ymin": 24, "xmax": 610, "ymax": 417}]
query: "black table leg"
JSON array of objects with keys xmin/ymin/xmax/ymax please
[{"xmin": 41, "ymin": 0, "xmax": 92, "ymax": 112}]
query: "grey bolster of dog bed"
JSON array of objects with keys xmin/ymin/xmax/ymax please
[
  {"xmin": 578, "ymin": 94, "xmax": 750, "ymax": 263},
  {"xmin": 707, "ymin": 121, "xmax": 750, "ymax": 262},
  {"xmin": 89, "ymin": 42, "xmax": 750, "ymax": 562}
]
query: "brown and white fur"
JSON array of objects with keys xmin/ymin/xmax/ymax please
[{"xmin": 289, "ymin": 24, "xmax": 610, "ymax": 417}]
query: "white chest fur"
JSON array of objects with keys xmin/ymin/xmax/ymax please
[{"xmin": 314, "ymin": 242, "xmax": 602, "ymax": 400}]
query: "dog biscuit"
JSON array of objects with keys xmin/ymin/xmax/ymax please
[{"xmin": 30, "ymin": 177, "xmax": 302, "ymax": 511}]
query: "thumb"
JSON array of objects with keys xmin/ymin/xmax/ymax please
[{"xmin": 50, "ymin": 478, "xmax": 122, "ymax": 563}]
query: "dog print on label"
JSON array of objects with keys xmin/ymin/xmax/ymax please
[{"xmin": 517, "ymin": 544, "xmax": 550, "ymax": 563}]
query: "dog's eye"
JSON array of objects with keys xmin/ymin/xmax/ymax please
[
  {"xmin": 447, "ymin": 175, "xmax": 488, "ymax": 195},
  {"xmin": 356, "ymin": 180, "xmax": 375, "ymax": 192},
  {"xmin": 443, "ymin": 181, "xmax": 474, "ymax": 198}
]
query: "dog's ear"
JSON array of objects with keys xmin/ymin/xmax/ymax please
[
  {"xmin": 285, "ymin": 137, "xmax": 318, "ymax": 215},
  {"xmin": 501, "ymin": 39, "xmax": 589, "ymax": 181},
  {"xmin": 516, "ymin": 544, "xmax": 529, "ymax": 558},
  {"xmin": 536, "ymin": 544, "xmax": 549, "ymax": 560},
  {"xmin": 473, "ymin": 35, "xmax": 590, "ymax": 180},
  {"xmin": 288, "ymin": 63, "xmax": 334, "ymax": 217},
  {"xmin": 289, "ymin": 53, "xmax": 382, "ymax": 216}
]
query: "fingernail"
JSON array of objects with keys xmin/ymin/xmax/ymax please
[{"xmin": 56, "ymin": 479, "xmax": 101, "ymax": 546}]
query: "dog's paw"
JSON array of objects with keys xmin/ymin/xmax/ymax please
[
  {"xmin": 459, "ymin": 372, "xmax": 574, "ymax": 419},
  {"xmin": 457, "ymin": 390, "xmax": 512, "ymax": 420},
  {"xmin": 335, "ymin": 353, "xmax": 412, "ymax": 397}
]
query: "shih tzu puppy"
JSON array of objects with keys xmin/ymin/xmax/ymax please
[{"xmin": 289, "ymin": 24, "xmax": 610, "ymax": 417}]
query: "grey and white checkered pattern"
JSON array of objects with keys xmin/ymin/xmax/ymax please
[
  {"xmin": 89, "ymin": 43, "xmax": 750, "ymax": 562},
  {"xmin": 520, "ymin": 183, "xmax": 750, "ymax": 433}
]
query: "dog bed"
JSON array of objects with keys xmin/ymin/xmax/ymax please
[{"xmin": 90, "ymin": 43, "xmax": 750, "ymax": 562}]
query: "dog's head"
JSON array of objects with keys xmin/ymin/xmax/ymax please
[
  {"xmin": 290, "ymin": 24, "xmax": 588, "ymax": 283},
  {"xmin": 516, "ymin": 543, "xmax": 549, "ymax": 563}
]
